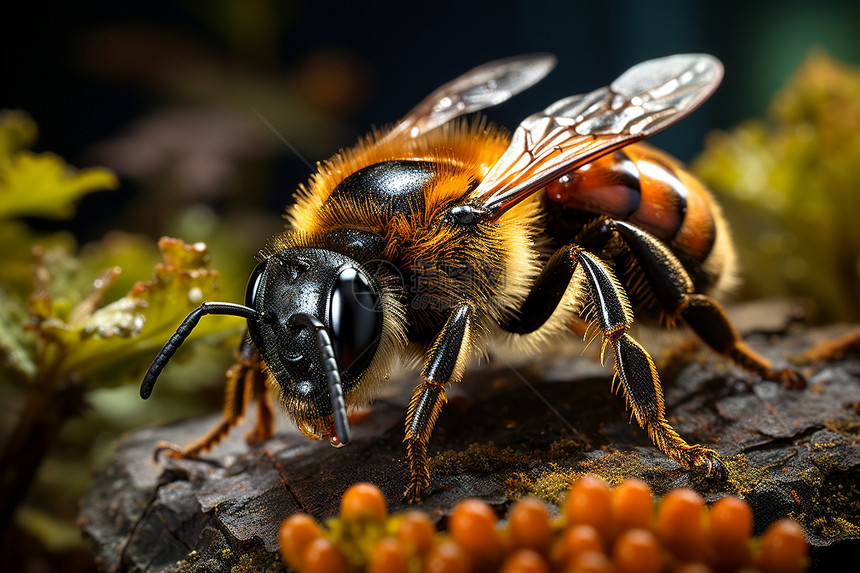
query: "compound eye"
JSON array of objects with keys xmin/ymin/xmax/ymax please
[
  {"xmin": 245, "ymin": 260, "xmax": 267, "ymax": 309},
  {"xmin": 328, "ymin": 267, "xmax": 382, "ymax": 376}
]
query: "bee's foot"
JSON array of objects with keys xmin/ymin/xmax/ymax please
[
  {"xmin": 766, "ymin": 368, "xmax": 807, "ymax": 390},
  {"xmin": 153, "ymin": 441, "xmax": 193, "ymax": 461},
  {"xmin": 686, "ymin": 446, "xmax": 728, "ymax": 481},
  {"xmin": 403, "ymin": 481, "xmax": 428, "ymax": 504}
]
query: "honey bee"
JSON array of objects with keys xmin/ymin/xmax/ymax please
[{"xmin": 141, "ymin": 54, "xmax": 805, "ymax": 502}]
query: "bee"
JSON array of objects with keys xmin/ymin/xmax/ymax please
[{"xmin": 141, "ymin": 54, "xmax": 806, "ymax": 502}]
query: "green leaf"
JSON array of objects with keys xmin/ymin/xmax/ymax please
[
  {"xmin": 0, "ymin": 221, "xmax": 77, "ymax": 303},
  {"xmin": 0, "ymin": 151, "xmax": 119, "ymax": 220},
  {"xmin": 0, "ymin": 290, "xmax": 35, "ymax": 379},
  {"xmin": 48, "ymin": 237, "xmax": 244, "ymax": 384},
  {"xmin": 693, "ymin": 51, "xmax": 860, "ymax": 321}
]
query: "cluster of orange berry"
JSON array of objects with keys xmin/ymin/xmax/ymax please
[{"xmin": 279, "ymin": 476, "xmax": 808, "ymax": 573}]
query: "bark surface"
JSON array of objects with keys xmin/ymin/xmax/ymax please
[{"xmin": 79, "ymin": 304, "xmax": 860, "ymax": 572}]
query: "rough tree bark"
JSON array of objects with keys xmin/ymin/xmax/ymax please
[{"xmin": 79, "ymin": 301, "xmax": 860, "ymax": 572}]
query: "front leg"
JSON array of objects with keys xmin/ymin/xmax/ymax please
[
  {"xmin": 156, "ymin": 334, "xmax": 274, "ymax": 459},
  {"xmin": 404, "ymin": 303, "xmax": 475, "ymax": 503}
]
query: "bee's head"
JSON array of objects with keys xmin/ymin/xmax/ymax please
[
  {"xmin": 141, "ymin": 247, "xmax": 387, "ymax": 448},
  {"xmin": 244, "ymin": 248, "xmax": 383, "ymax": 445}
]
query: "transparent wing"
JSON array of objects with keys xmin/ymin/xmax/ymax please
[
  {"xmin": 469, "ymin": 54, "xmax": 724, "ymax": 221},
  {"xmin": 384, "ymin": 53, "xmax": 557, "ymax": 141}
]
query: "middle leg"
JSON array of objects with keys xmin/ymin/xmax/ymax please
[
  {"xmin": 574, "ymin": 248, "xmax": 727, "ymax": 478},
  {"xmin": 502, "ymin": 243, "xmax": 726, "ymax": 479}
]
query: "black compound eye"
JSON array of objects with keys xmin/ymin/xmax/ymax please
[
  {"xmin": 245, "ymin": 260, "xmax": 267, "ymax": 309},
  {"xmin": 328, "ymin": 267, "xmax": 382, "ymax": 376}
]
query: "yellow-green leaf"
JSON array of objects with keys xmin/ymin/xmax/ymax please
[
  {"xmin": 0, "ymin": 151, "xmax": 119, "ymax": 220},
  {"xmin": 51, "ymin": 237, "xmax": 243, "ymax": 382}
]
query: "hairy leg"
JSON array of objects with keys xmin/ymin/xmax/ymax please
[
  {"xmin": 156, "ymin": 336, "xmax": 273, "ymax": 459},
  {"xmin": 404, "ymin": 303, "xmax": 474, "ymax": 502}
]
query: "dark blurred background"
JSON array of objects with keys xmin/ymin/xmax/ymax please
[
  {"xmin": 4, "ymin": 0, "xmax": 859, "ymax": 245},
  {"xmin": 2, "ymin": 1, "xmax": 859, "ymax": 571}
]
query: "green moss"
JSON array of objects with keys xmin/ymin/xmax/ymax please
[
  {"xmin": 230, "ymin": 550, "xmax": 288, "ymax": 573},
  {"xmin": 168, "ymin": 547, "xmax": 287, "ymax": 573},
  {"xmin": 546, "ymin": 435, "xmax": 593, "ymax": 460},
  {"xmin": 570, "ymin": 450, "xmax": 662, "ymax": 487},
  {"xmin": 429, "ymin": 433, "xmax": 589, "ymax": 507},
  {"xmin": 430, "ymin": 442, "xmax": 528, "ymax": 474},
  {"xmin": 506, "ymin": 450, "xmax": 778, "ymax": 502},
  {"xmin": 693, "ymin": 51, "xmax": 860, "ymax": 322},
  {"xmin": 429, "ymin": 433, "xmax": 589, "ymax": 476},
  {"xmin": 809, "ymin": 514, "xmax": 860, "ymax": 540},
  {"xmin": 506, "ymin": 465, "xmax": 574, "ymax": 506},
  {"xmin": 723, "ymin": 454, "xmax": 772, "ymax": 496},
  {"xmin": 810, "ymin": 452, "xmax": 840, "ymax": 476},
  {"xmin": 790, "ymin": 434, "xmax": 860, "ymax": 540},
  {"xmin": 801, "ymin": 465, "xmax": 860, "ymax": 540}
]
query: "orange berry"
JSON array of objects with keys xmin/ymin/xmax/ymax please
[
  {"xmin": 425, "ymin": 540, "xmax": 471, "ymax": 573},
  {"xmin": 758, "ymin": 519, "xmax": 808, "ymax": 573},
  {"xmin": 340, "ymin": 482, "xmax": 387, "ymax": 523},
  {"xmin": 279, "ymin": 513, "xmax": 323, "ymax": 570},
  {"xmin": 508, "ymin": 497, "xmax": 553, "ymax": 554},
  {"xmin": 565, "ymin": 475, "xmax": 613, "ymax": 539},
  {"xmin": 612, "ymin": 478, "xmax": 653, "ymax": 532},
  {"xmin": 655, "ymin": 487, "xmax": 707, "ymax": 562},
  {"xmin": 567, "ymin": 550, "xmax": 613, "ymax": 573},
  {"xmin": 499, "ymin": 548, "xmax": 550, "ymax": 573},
  {"xmin": 551, "ymin": 525, "xmax": 605, "ymax": 569},
  {"xmin": 449, "ymin": 498, "xmax": 503, "ymax": 569},
  {"xmin": 397, "ymin": 510, "xmax": 436, "ymax": 555},
  {"xmin": 613, "ymin": 528, "xmax": 663, "ymax": 573},
  {"xmin": 301, "ymin": 536, "xmax": 351, "ymax": 573},
  {"xmin": 710, "ymin": 496, "xmax": 752, "ymax": 544},
  {"xmin": 368, "ymin": 538, "xmax": 409, "ymax": 573},
  {"xmin": 709, "ymin": 496, "xmax": 753, "ymax": 568}
]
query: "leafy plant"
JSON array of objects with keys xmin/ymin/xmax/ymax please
[
  {"xmin": 692, "ymin": 51, "xmax": 860, "ymax": 322},
  {"xmin": 0, "ymin": 111, "xmax": 243, "ymax": 552}
]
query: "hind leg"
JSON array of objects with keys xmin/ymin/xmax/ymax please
[
  {"xmin": 610, "ymin": 220, "xmax": 806, "ymax": 389},
  {"xmin": 804, "ymin": 328, "xmax": 860, "ymax": 362}
]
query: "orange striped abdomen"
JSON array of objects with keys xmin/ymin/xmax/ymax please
[{"xmin": 545, "ymin": 142, "xmax": 717, "ymax": 263}]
